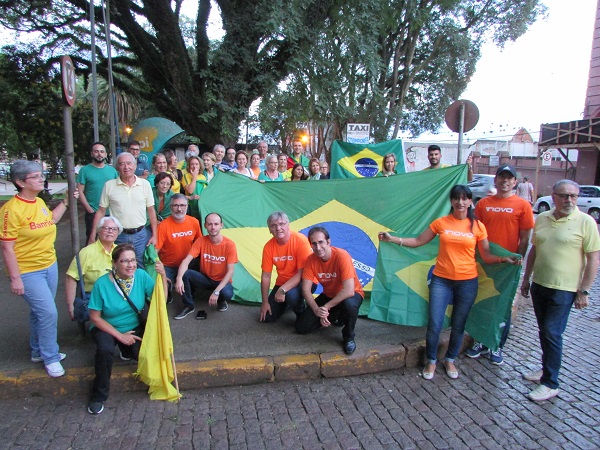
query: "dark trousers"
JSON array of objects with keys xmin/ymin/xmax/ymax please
[
  {"xmin": 90, "ymin": 325, "xmax": 144, "ymax": 403},
  {"xmin": 84, "ymin": 211, "xmax": 96, "ymax": 243},
  {"xmin": 295, "ymin": 292, "xmax": 363, "ymax": 342},
  {"xmin": 262, "ymin": 284, "xmax": 314, "ymax": 323}
]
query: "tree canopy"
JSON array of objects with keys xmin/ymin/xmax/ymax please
[{"xmin": 0, "ymin": 0, "xmax": 546, "ymax": 149}]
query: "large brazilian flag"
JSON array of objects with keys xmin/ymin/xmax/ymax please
[
  {"xmin": 370, "ymin": 234, "xmax": 522, "ymax": 350},
  {"xmin": 331, "ymin": 140, "xmax": 405, "ymax": 178},
  {"xmin": 200, "ymin": 165, "xmax": 467, "ymax": 315}
]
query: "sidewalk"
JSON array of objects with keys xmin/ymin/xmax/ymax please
[{"xmin": 0, "ymin": 205, "xmax": 470, "ymax": 400}]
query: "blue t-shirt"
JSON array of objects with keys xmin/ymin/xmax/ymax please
[{"xmin": 88, "ymin": 269, "xmax": 154, "ymax": 332}]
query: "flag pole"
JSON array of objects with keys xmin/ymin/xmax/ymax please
[{"xmin": 170, "ymin": 352, "xmax": 180, "ymax": 400}]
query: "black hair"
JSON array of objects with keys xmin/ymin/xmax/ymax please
[
  {"xmin": 112, "ymin": 243, "xmax": 136, "ymax": 263},
  {"xmin": 154, "ymin": 171, "xmax": 173, "ymax": 187},
  {"xmin": 449, "ymin": 184, "xmax": 476, "ymax": 231},
  {"xmin": 308, "ymin": 226, "xmax": 330, "ymax": 241},
  {"xmin": 428, "ymin": 145, "xmax": 441, "ymax": 152}
]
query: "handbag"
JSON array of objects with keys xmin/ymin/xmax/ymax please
[
  {"xmin": 113, "ymin": 271, "xmax": 150, "ymax": 326},
  {"xmin": 73, "ymin": 254, "xmax": 90, "ymax": 323}
]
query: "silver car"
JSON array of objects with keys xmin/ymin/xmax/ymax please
[
  {"xmin": 533, "ymin": 185, "xmax": 600, "ymax": 222},
  {"xmin": 467, "ymin": 174, "xmax": 497, "ymax": 203}
]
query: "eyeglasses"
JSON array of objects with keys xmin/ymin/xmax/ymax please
[
  {"xmin": 554, "ymin": 193, "xmax": 579, "ymax": 200},
  {"xmin": 118, "ymin": 258, "xmax": 137, "ymax": 265},
  {"xmin": 24, "ymin": 174, "xmax": 45, "ymax": 180},
  {"xmin": 99, "ymin": 226, "xmax": 119, "ymax": 233},
  {"xmin": 171, "ymin": 204, "xmax": 187, "ymax": 209},
  {"xmin": 269, "ymin": 222, "xmax": 289, "ymax": 229}
]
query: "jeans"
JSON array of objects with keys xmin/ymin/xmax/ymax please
[
  {"xmin": 181, "ymin": 270, "xmax": 233, "ymax": 308},
  {"xmin": 295, "ymin": 292, "xmax": 363, "ymax": 341},
  {"xmin": 21, "ymin": 262, "xmax": 61, "ymax": 364},
  {"xmin": 262, "ymin": 284, "xmax": 313, "ymax": 323},
  {"xmin": 426, "ymin": 275, "xmax": 478, "ymax": 364},
  {"xmin": 116, "ymin": 227, "xmax": 148, "ymax": 270},
  {"xmin": 530, "ymin": 282, "xmax": 575, "ymax": 389},
  {"xmin": 90, "ymin": 324, "xmax": 144, "ymax": 402}
]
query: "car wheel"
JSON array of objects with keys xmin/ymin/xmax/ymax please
[
  {"xmin": 537, "ymin": 202, "xmax": 550, "ymax": 213},
  {"xmin": 589, "ymin": 208, "xmax": 600, "ymax": 223}
]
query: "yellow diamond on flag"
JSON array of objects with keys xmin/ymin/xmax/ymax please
[{"xmin": 337, "ymin": 148, "xmax": 384, "ymax": 178}]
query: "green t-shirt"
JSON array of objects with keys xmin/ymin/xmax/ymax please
[{"xmin": 77, "ymin": 164, "xmax": 118, "ymax": 211}]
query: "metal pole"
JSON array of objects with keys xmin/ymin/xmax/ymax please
[
  {"xmin": 63, "ymin": 105, "xmax": 80, "ymax": 256},
  {"xmin": 457, "ymin": 102, "xmax": 465, "ymax": 165},
  {"xmin": 102, "ymin": 0, "xmax": 117, "ymax": 163},
  {"xmin": 90, "ymin": 0, "xmax": 99, "ymax": 142}
]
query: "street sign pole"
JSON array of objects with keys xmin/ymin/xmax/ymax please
[
  {"xmin": 457, "ymin": 102, "xmax": 465, "ymax": 165},
  {"xmin": 60, "ymin": 55, "xmax": 80, "ymax": 257}
]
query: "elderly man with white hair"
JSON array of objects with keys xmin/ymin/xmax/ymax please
[{"xmin": 88, "ymin": 152, "xmax": 157, "ymax": 269}]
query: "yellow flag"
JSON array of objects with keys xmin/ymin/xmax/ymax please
[{"xmin": 135, "ymin": 273, "xmax": 181, "ymax": 401}]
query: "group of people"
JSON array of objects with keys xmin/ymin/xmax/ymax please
[{"xmin": 1, "ymin": 140, "xmax": 596, "ymax": 415}]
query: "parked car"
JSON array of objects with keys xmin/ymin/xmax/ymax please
[
  {"xmin": 533, "ymin": 185, "xmax": 600, "ymax": 222},
  {"xmin": 467, "ymin": 174, "xmax": 497, "ymax": 203},
  {"xmin": 0, "ymin": 162, "xmax": 9, "ymax": 179}
]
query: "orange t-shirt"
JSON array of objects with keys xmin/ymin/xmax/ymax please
[
  {"xmin": 429, "ymin": 215, "xmax": 487, "ymax": 280},
  {"xmin": 156, "ymin": 216, "xmax": 202, "ymax": 267},
  {"xmin": 475, "ymin": 195, "xmax": 534, "ymax": 253},
  {"xmin": 261, "ymin": 230, "xmax": 312, "ymax": 285},
  {"xmin": 189, "ymin": 235, "xmax": 238, "ymax": 282},
  {"xmin": 303, "ymin": 247, "xmax": 364, "ymax": 299}
]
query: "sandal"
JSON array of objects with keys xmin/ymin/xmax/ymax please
[
  {"xmin": 422, "ymin": 364, "xmax": 436, "ymax": 380},
  {"xmin": 444, "ymin": 362, "xmax": 459, "ymax": 379}
]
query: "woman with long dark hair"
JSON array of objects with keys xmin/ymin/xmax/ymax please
[{"xmin": 379, "ymin": 185, "xmax": 519, "ymax": 380}]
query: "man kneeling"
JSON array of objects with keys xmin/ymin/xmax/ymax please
[{"xmin": 295, "ymin": 226, "xmax": 363, "ymax": 355}]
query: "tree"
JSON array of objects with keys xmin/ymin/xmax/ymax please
[{"xmin": 0, "ymin": 0, "xmax": 340, "ymax": 146}]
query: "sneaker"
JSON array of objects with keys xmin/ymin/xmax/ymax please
[
  {"xmin": 489, "ymin": 349, "xmax": 504, "ymax": 365},
  {"xmin": 174, "ymin": 306, "xmax": 195, "ymax": 320},
  {"xmin": 217, "ymin": 301, "xmax": 228, "ymax": 312},
  {"xmin": 45, "ymin": 361, "xmax": 65, "ymax": 378},
  {"xmin": 32, "ymin": 352, "xmax": 66, "ymax": 363},
  {"xmin": 466, "ymin": 342, "xmax": 489, "ymax": 359},
  {"xmin": 87, "ymin": 401, "xmax": 104, "ymax": 415},
  {"xmin": 343, "ymin": 340, "xmax": 356, "ymax": 355},
  {"xmin": 523, "ymin": 369, "xmax": 543, "ymax": 382},
  {"xmin": 119, "ymin": 351, "xmax": 132, "ymax": 361},
  {"xmin": 528, "ymin": 384, "xmax": 559, "ymax": 401}
]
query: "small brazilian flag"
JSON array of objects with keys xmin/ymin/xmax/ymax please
[
  {"xmin": 199, "ymin": 166, "xmax": 467, "ymax": 316},
  {"xmin": 331, "ymin": 140, "xmax": 404, "ymax": 178},
  {"xmin": 370, "ymin": 237, "xmax": 521, "ymax": 350}
]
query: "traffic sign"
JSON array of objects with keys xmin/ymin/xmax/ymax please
[
  {"xmin": 60, "ymin": 56, "xmax": 76, "ymax": 107},
  {"xmin": 541, "ymin": 151, "xmax": 552, "ymax": 166}
]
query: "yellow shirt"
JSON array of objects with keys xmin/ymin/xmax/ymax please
[
  {"xmin": 66, "ymin": 240, "xmax": 116, "ymax": 292},
  {"xmin": 533, "ymin": 208, "xmax": 600, "ymax": 291},
  {"xmin": 99, "ymin": 176, "xmax": 154, "ymax": 229},
  {"xmin": 0, "ymin": 196, "xmax": 56, "ymax": 273}
]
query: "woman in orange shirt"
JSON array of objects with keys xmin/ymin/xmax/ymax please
[{"xmin": 379, "ymin": 185, "xmax": 519, "ymax": 380}]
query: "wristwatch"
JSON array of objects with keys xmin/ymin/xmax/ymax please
[
  {"xmin": 213, "ymin": 290, "xmax": 220, "ymax": 296},
  {"xmin": 279, "ymin": 287, "xmax": 287, "ymax": 294},
  {"xmin": 578, "ymin": 289, "xmax": 590, "ymax": 296}
]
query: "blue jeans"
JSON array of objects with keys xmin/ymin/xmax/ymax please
[
  {"xmin": 116, "ymin": 227, "xmax": 148, "ymax": 270},
  {"xmin": 426, "ymin": 275, "xmax": 478, "ymax": 364},
  {"xmin": 21, "ymin": 262, "xmax": 61, "ymax": 364},
  {"xmin": 262, "ymin": 284, "xmax": 313, "ymax": 323},
  {"xmin": 181, "ymin": 270, "xmax": 233, "ymax": 308},
  {"xmin": 530, "ymin": 283, "xmax": 575, "ymax": 389}
]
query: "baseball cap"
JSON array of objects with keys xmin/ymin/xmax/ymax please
[{"xmin": 496, "ymin": 164, "xmax": 517, "ymax": 178}]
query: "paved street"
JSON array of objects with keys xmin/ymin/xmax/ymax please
[{"xmin": 1, "ymin": 292, "xmax": 598, "ymax": 449}]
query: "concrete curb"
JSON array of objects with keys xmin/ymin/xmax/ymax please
[{"xmin": 0, "ymin": 333, "xmax": 474, "ymax": 400}]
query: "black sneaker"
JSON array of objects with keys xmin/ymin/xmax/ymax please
[
  {"xmin": 119, "ymin": 351, "xmax": 132, "ymax": 361},
  {"xmin": 343, "ymin": 340, "xmax": 356, "ymax": 355},
  {"xmin": 87, "ymin": 401, "xmax": 104, "ymax": 415},
  {"xmin": 174, "ymin": 306, "xmax": 195, "ymax": 320},
  {"xmin": 217, "ymin": 301, "xmax": 228, "ymax": 312}
]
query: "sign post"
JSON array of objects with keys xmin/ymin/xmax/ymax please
[
  {"xmin": 60, "ymin": 55, "xmax": 80, "ymax": 256},
  {"xmin": 445, "ymin": 100, "xmax": 479, "ymax": 165}
]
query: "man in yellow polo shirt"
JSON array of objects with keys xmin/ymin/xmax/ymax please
[
  {"xmin": 89, "ymin": 152, "xmax": 157, "ymax": 269},
  {"xmin": 521, "ymin": 180, "xmax": 600, "ymax": 401}
]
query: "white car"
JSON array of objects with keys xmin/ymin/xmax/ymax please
[
  {"xmin": 467, "ymin": 174, "xmax": 497, "ymax": 203},
  {"xmin": 533, "ymin": 185, "xmax": 600, "ymax": 222}
]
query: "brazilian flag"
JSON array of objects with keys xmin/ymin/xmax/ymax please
[
  {"xmin": 371, "ymin": 235, "xmax": 521, "ymax": 350},
  {"xmin": 331, "ymin": 139, "xmax": 404, "ymax": 178},
  {"xmin": 200, "ymin": 165, "xmax": 467, "ymax": 315}
]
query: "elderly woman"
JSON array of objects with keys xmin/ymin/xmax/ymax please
[
  {"xmin": 87, "ymin": 243, "xmax": 167, "ymax": 415},
  {"xmin": 0, "ymin": 160, "xmax": 76, "ymax": 378},
  {"xmin": 152, "ymin": 172, "xmax": 174, "ymax": 221},
  {"xmin": 202, "ymin": 152, "xmax": 218, "ymax": 183},
  {"xmin": 378, "ymin": 153, "xmax": 397, "ymax": 177},
  {"xmin": 65, "ymin": 216, "xmax": 122, "ymax": 321},
  {"xmin": 182, "ymin": 155, "xmax": 208, "ymax": 220},
  {"xmin": 320, "ymin": 160, "xmax": 330, "ymax": 179},
  {"xmin": 258, "ymin": 155, "xmax": 284, "ymax": 182},
  {"xmin": 379, "ymin": 185, "xmax": 519, "ymax": 380}
]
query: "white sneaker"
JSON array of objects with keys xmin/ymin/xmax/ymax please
[
  {"xmin": 45, "ymin": 361, "xmax": 65, "ymax": 378},
  {"xmin": 31, "ymin": 352, "xmax": 66, "ymax": 363},
  {"xmin": 523, "ymin": 369, "xmax": 543, "ymax": 382},
  {"xmin": 528, "ymin": 384, "xmax": 559, "ymax": 401}
]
